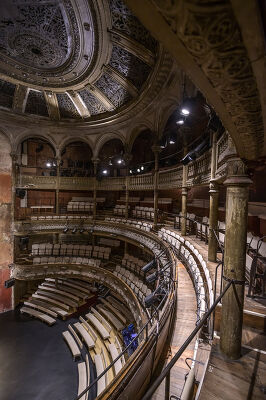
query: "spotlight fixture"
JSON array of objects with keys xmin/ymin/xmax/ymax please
[
  {"xmin": 46, "ymin": 162, "xmax": 51, "ymax": 167},
  {"xmin": 80, "ymin": 229, "xmax": 84, "ymax": 234},
  {"xmin": 142, "ymin": 259, "xmax": 156, "ymax": 273},
  {"xmin": 181, "ymin": 108, "xmax": 190, "ymax": 116},
  {"xmin": 176, "ymin": 119, "xmax": 184, "ymax": 125},
  {"xmin": 72, "ymin": 228, "xmax": 77, "ymax": 234},
  {"xmin": 146, "ymin": 271, "xmax": 158, "ymax": 284},
  {"xmin": 63, "ymin": 227, "xmax": 68, "ymax": 233},
  {"xmin": 117, "ymin": 159, "xmax": 122, "ymax": 164},
  {"xmin": 137, "ymin": 168, "xmax": 140, "ymax": 173},
  {"xmin": 159, "ymin": 137, "xmax": 167, "ymax": 149},
  {"xmin": 102, "ymin": 169, "xmax": 108, "ymax": 175},
  {"xmin": 129, "ymin": 170, "xmax": 132, "ymax": 174},
  {"xmin": 141, "ymin": 166, "xmax": 144, "ymax": 171}
]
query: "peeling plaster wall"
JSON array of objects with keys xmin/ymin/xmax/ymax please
[{"xmin": 0, "ymin": 132, "xmax": 12, "ymax": 312}]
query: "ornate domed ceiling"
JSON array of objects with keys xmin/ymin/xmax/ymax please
[{"xmin": 0, "ymin": 0, "xmax": 158, "ymax": 121}]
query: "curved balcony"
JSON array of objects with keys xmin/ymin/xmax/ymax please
[{"xmin": 15, "ymin": 133, "xmax": 229, "ymax": 192}]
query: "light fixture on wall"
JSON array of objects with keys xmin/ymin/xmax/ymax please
[
  {"xmin": 181, "ymin": 108, "xmax": 190, "ymax": 116},
  {"xmin": 102, "ymin": 169, "xmax": 108, "ymax": 175},
  {"xmin": 46, "ymin": 162, "xmax": 51, "ymax": 167},
  {"xmin": 176, "ymin": 119, "xmax": 184, "ymax": 125},
  {"xmin": 137, "ymin": 168, "xmax": 140, "ymax": 173},
  {"xmin": 141, "ymin": 166, "xmax": 144, "ymax": 171}
]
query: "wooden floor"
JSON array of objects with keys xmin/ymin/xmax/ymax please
[
  {"xmin": 199, "ymin": 339, "xmax": 266, "ymax": 400},
  {"xmin": 152, "ymin": 263, "xmax": 197, "ymax": 400}
]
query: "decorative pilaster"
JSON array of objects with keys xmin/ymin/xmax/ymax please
[
  {"xmin": 92, "ymin": 158, "xmax": 100, "ymax": 220},
  {"xmin": 181, "ymin": 185, "xmax": 188, "ymax": 236},
  {"xmin": 220, "ymin": 158, "xmax": 252, "ymax": 359},
  {"xmin": 152, "ymin": 145, "xmax": 161, "ymax": 228}
]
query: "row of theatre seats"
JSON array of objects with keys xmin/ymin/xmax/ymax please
[
  {"xmin": 20, "ymin": 277, "xmax": 130, "ymax": 399},
  {"xmin": 113, "ymin": 205, "xmax": 129, "ymax": 216},
  {"xmin": 67, "ymin": 197, "xmax": 106, "ymax": 212},
  {"xmin": 64, "ymin": 298, "xmax": 128, "ymax": 399},
  {"xmin": 31, "ymin": 214, "xmax": 92, "ymax": 221},
  {"xmin": 31, "ymin": 243, "xmax": 111, "ymax": 259},
  {"xmin": 176, "ymin": 212, "xmax": 266, "ymax": 296},
  {"xmin": 159, "ymin": 228, "xmax": 214, "ymax": 323},
  {"xmin": 114, "ymin": 266, "xmax": 152, "ymax": 308},
  {"xmin": 33, "ymin": 256, "xmax": 101, "ymax": 266},
  {"xmin": 132, "ymin": 206, "xmax": 154, "ymax": 220},
  {"xmin": 122, "ymin": 253, "xmax": 146, "ymax": 277},
  {"xmin": 105, "ymin": 217, "xmax": 152, "ymax": 232},
  {"xmin": 20, "ymin": 278, "xmax": 97, "ymax": 323}
]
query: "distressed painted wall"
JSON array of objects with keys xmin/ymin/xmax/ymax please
[{"xmin": 0, "ymin": 132, "xmax": 12, "ymax": 312}]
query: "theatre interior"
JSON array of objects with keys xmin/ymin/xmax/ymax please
[{"xmin": 0, "ymin": 0, "xmax": 266, "ymax": 399}]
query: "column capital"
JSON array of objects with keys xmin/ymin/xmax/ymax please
[
  {"xmin": 209, "ymin": 179, "xmax": 220, "ymax": 194},
  {"xmin": 224, "ymin": 158, "xmax": 252, "ymax": 187},
  {"xmin": 151, "ymin": 144, "xmax": 162, "ymax": 154},
  {"xmin": 10, "ymin": 152, "xmax": 18, "ymax": 162},
  {"xmin": 181, "ymin": 186, "xmax": 188, "ymax": 196},
  {"xmin": 91, "ymin": 157, "xmax": 100, "ymax": 165}
]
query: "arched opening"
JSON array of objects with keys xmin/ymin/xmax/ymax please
[
  {"xmin": 60, "ymin": 141, "xmax": 93, "ymax": 177},
  {"xmin": 98, "ymin": 138, "xmax": 125, "ymax": 177},
  {"xmin": 130, "ymin": 129, "xmax": 154, "ymax": 174},
  {"xmin": 20, "ymin": 137, "xmax": 56, "ymax": 176}
]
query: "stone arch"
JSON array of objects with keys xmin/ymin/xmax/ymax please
[
  {"xmin": 94, "ymin": 132, "xmax": 125, "ymax": 158},
  {"xmin": 14, "ymin": 133, "xmax": 57, "ymax": 156},
  {"xmin": 127, "ymin": 122, "xmax": 154, "ymax": 152},
  {"xmin": 58, "ymin": 136, "xmax": 94, "ymax": 157}
]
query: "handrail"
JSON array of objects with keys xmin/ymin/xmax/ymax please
[
  {"xmin": 75, "ymin": 290, "xmax": 171, "ymax": 400},
  {"xmin": 142, "ymin": 280, "xmax": 232, "ymax": 400}
]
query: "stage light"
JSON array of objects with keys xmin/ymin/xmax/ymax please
[
  {"xmin": 80, "ymin": 229, "xmax": 84, "ymax": 233},
  {"xmin": 146, "ymin": 271, "xmax": 158, "ymax": 284},
  {"xmin": 117, "ymin": 159, "xmax": 122, "ymax": 164},
  {"xmin": 141, "ymin": 166, "xmax": 144, "ymax": 171},
  {"xmin": 144, "ymin": 292, "xmax": 158, "ymax": 308},
  {"xmin": 46, "ymin": 162, "xmax": 51, "ymax": 167},
  {"xmin": 137, "ymin": 168, "xmax": 140, "ymax": 173},
  {"xmin": 142, "ymin": 259, "xmax": 156, "ymax": 273},
  {"xmin": 176, "ymin": 119, "xmax": 184, "ymax": 125},
  {"xmin": 129, "ymin": 170, "xmax": 132, "ymax": 174},
  {"xmin": 63, "ymin": 227, "xmax": 68, "ymax": 233},
  {"xmin": 181, "ymin": 108, "xmax": 190, "ymax": 116},
  {"xmin": 72, "ymin": 228, "xmax": 77, "ymax": 234},
  {"xmin": 102, "ymin": 169, "xmax": 108, "ymax": 175}
]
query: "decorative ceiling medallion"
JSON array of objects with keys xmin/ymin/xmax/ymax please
[{"xmin": 0, "ymin": 0, "xmax": 96, "ymax": 87}]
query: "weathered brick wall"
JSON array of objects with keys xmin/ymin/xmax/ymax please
[{"xmin": 0, "ymin": 132, "xmax": 12, "ymax": 312}]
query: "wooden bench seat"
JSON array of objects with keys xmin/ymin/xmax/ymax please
[
  {"xmin": 23, "ymin": 301, "xmax": 57, "ymax": 318},
  {"xmin": 39, "ymin": 284, "xmax": 80, "ymax": 302},
  {"xmin": 29, "ymin": 298, "xmax": 68, "ymax": 318},
  {"xmin": 96, "ymin": 305, "xmax": 124, "ymax": 331},
  {"xmin": 74, "ymin": 322, "xmax": 95, "ymax": 349},
  {"xmin": 36, "ymin": 289, "xmax": 78, "ymax": 308},
  {"xmin": 42, "ymin": 282, "xmax": 88, "ymax": 300},
  {"xmin": 94, "ymin": 353, "xmax": 106, "ymax": 396},
  {"xmin": 20, "ymin": 306, "xmax": 56, "ymax": 326},
  {"xmin": 77, "ymin": 362, "xmax": 87, "ymax": 400},
  {"xmin": 45, "ymin": 278, "xmax": 91, "ymax": 295},
  {"xmin": 108, "ymin": 343, "xmax": 123, "ymax": 375},
  {"xmin": 91, "ymin": 307, "xmax": 112, "ymax": 333},
  {"xmin": 86, "ymin": 313, "xmax": 110, "ymax": 340},
  {"xmin": 62, "ymin": 331, "xmax": 81, "ymax": 360},
  {"xmin": 32, "ymin": 293, "xmax": 70, "ymax": 311},
  {"xmin": 106, "ymin": 296, "xmax": 130, "ymax": 318},
  {"xmin": 100, "ymin": 299, "xmax": 127, "ymax": 325}
]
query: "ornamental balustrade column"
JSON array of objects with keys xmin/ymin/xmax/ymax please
[
  {"xmin": 152, "ymin": 145, "xmax": 161, "ymax": 228},
  {"xmin": 208, "ymin": 131, "xmax": 219, "ymax": 261},
  {"xmin": 220, "ymin": 158, "xmax": 252, "ymax": 359},
  {"xmin": 92, "ymin": 158, "xmax": 99, "ymax": 221},
  {"xmin": 180, "ymin": 135, "xmax": 189, "ymax": 236},
  {"xmin": 55, "ymin": 156, "xmax": 61, "ymax": 214}
]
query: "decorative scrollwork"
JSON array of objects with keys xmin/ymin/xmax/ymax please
[
  {"xmin": 109, "ymin": 0, "xmax": 157, "ymax": 53},
  {"xmin": 94, "ymin": 72, "xmax": 132, "ymax": 108},
  {"xmin": 0, "ymin": 78, "xmax": 16, "ymax": 109},
  {"xmin": 56, "ymin": 93, "xmax": 81, "ymax": 119},
  {"xmin": 109, "ymin": 45, "xmax": 151, "ymax": 90},
  {"xmin": 25, "ymin": 90, "xmax": 48, "ymax": 117},
  {"xmin": 78, "ymin": 89, "xmax": 107, "ymax": 115}
]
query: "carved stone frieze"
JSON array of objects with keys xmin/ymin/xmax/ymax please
[{"xmin": 149, "ymin": 0, "xmax": 263, "ymax": 158}]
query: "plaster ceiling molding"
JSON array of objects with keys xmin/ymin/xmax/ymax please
[
  {"xmin": 56, "ymin": 93, "xmax": 82, "ymax": 120},
  {"xmin": 109, "ymin": 0, "xmax": 157, "ymax": 53},
  {"xmin": 24, "ymin": 89, "xmax": 49, "ymax": 117},
  {"xmin": 78, "ymin": 88, "xmax": 108, "ymax": 116},
  {"xmin": 94, "ymin": 72, "xmax": 132, "ymax": 108},
  {"xmin": 146, "ymin": 0, "xmax": 263, "ymax": 159},
  {"xmin": 0, "ymin": 78, "xmax": 16, "ymax": 109}
]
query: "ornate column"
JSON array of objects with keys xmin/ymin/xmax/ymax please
[
  {"xmin": 55, "ymin": 156, "xmax": 61, "ymax": 214},
  {"xmin": 220, "ymin": 158, "xmax": 252, "ymax": 359},
  {"xmin": 10, "ymin": 153, "xmax": 18, "ymax": 220},
  {"xmin": 152, "ymin": 145, "xmax": 161, "ymax": 228},
  {"xmin": 208, "ymin": 131, "xmax": 219, "ymax": 261},
  {"xmin": 92, "ymin": 158, "xmax": 99, "ymax": 220}
]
